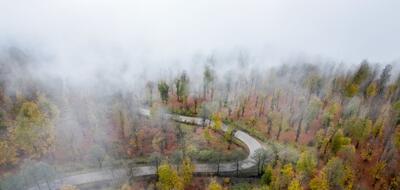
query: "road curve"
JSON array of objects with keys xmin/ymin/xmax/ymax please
[{"xmin": 28, "ymin": 108, "xmax": 263, "ymax": 190}]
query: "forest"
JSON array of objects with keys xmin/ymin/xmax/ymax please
[
  {"xmin": 1, "ymin": 1, "xmax": 400, "ymax": 189},
  {"xmin": 0, "ymin": 47, "xmax": 399, "ymax": 190}
]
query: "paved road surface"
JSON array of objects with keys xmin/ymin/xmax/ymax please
[{"xmin": 28, "ymin": 108, "xmax": 264, "ymax": 190}]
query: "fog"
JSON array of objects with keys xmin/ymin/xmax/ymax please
[
  {"xmin": 2, "ymin": 1, "xmax": 400, "ymax": 189},
  {"xmin": 1, "ymin": 0, "xmax": 400, "ymax": 84}
]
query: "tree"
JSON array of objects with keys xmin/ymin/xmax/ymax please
[
  {"xmin": 331, "ymin": 130, "xmax": 351, "ymax": 154},
  {"xmin": 309, "ymin": 170, "xmax": 329, "ymax": 190},
  {"xmin": 203, "ymin": 127, "xmax": 212, "ymax": 145},
  {"xmin": 150, "ymin": 152, "xmax": 162, "ymax": 173},
  {"xmin": 371, "ymin": 161, "xmax": 386, "ymax": 187},
  {"xmin": 171, "ymin": 151, "xmax": 183, "ymax": 170},
  {"xmin": 211, "ymin": 113, "xmax": 222, "ymax": 131},
  {"xmin": 152, "ymin": 130, "xmax": 166, "ymax": 154},
  {"xmin": 366, "ymin": 81, "xmax": 378, "ymax": 99},
  {"xmin": 200, "ymin": 104, "xmax": 211, "ymax": 128},
  {"xmin": 305, "ymin": 97, "xmax": 322, "ymax": 132},
  {"xmin": 344, "ymin": 61, "xmax": 372, "ymax": 98},
  {"xmin": 344, "ymin": 117, "xmax": 372, "ymax": 149},
  {"xmin": 288, "ymin": 179, "xmax": 303, "ymax": 190},
  {"xmin": 253, "ymin": 148, "xmax": 269, "ymax": 176},
  {"xmin": 296, "ymin": 151, "xmax": 316, "ymax": 181},
  {"xmin": 344, "ymin": 83, "xmax": 359, "ymax": 98},
  {"xmin": 305, "ymin": 73, "xmax": 322, "ymax": 97},
  {"xmin": 377, "ymin": 64, "xmax": 392, "ymax": 96},
  {"xmin": 209, "ymin": 151, "xmax": 223, "ymax": 175},
  {"xmin": 180, "ymin": 158, "xmax": 195, "ymax": 187},
  {"xmin": 175, "ymin": 72, "xmax": 189, "ymax": 103},
  {"xmin": 224, "ymin": 127, "xmax": 234, "ymax": 150},
  {"xmin": 37, "ymin": 93, "xmax": 59, "ymax": 122},
  {"xmin": 89, "ymin": 145, "xmax": 107, "ymax": 168},
  {"xmin": 325, "ymin": 157, "xmax": 346, "ymax": 189},
  {"xmin": 260, "ymin": 164, "xmax": 273, "ymax": 185},
  {"xmin": 175, "ymin": 124, "xmax": 186, "ymax": 154},
  {"xmin": 157, "ymin": 162, "xmax": 183, "ymax": 190},
  {"xmin": 158, "ymin": 80, "xmax": 169, "ymax": 104},
  {"xmin": 203, "ymin": 65, "xmax": 215, "ymax": 100},
  {"xmin": 343, "ymin": 166, "xmax": 355, "ymax": 190},
  {"xmin": 0, "ymin": 139, "xmax": 18, "ymax": 167},
  {"xmin": 146, "ymin": 81, "xmax": 155, "ymax": 106},
  {"xmin": 15, "ymin": 101, "xmax": 55, "ymax": 158},
  {"xmin": 281, "ymin": 163, "xmax": 295, "ymax": 189},
  {"xmin": 207, "ymin": 178, "xmax": 222, "ymax": 190}
]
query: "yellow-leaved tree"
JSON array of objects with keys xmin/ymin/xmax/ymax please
[
  {"xmin": 0, "ymin": 139, "xmax": 18, "ymax": 166},
  {"xmin": 309, "ymin": 170, "xmax": 329, "ymax": 190},
  {"xmin": 180, "ymin": 158, "xmax": 195, "ymax": 187},
  {"xmin": 211, "ymin": 112, "xmax": 222, "ymax": 131},
  {"xmin": 207, "ymin": 178, "xmax": 222, "ymax": 190},
  {"xmin": 157, "ymin": 162, "xmax": 183, "ymax": 190},
  {"xmin": 288, "ymin": 179, "xmax": 303, "ymax": 190},
  {"xmin": 15, "ymin": 101, "xmax": 55, "ymax": 158}
]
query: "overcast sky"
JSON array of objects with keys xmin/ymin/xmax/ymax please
[{"xmin": 0, "ymin": 0, "xmax": 399, "ymax": 69}]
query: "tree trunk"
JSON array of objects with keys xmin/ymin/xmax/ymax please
[
  {"xmin": 267, "ymin": 117, "xmax": 272, "ymax": 136},
  {"xmin": 295, "ymin": 115, "xmax": 304, "ymax": 142}
]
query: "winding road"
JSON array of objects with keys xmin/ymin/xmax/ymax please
[{"xmin": 28, "ymin": 108, "xmax": 264, "ymax": 190}]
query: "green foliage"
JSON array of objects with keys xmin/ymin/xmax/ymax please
[
  {"xmin": 378, "ymin": 64, "xmax": 392, "ymax": 95},
  {"xmin": 195, "ymin": 149, "xmax": 215, "ymax": 162},
  {"xmin": 224, "ymin": 127, "xmax": 234, "ymax": 149},
  {"xmin": 203, "ymin": 127, "xmax": 212, "ymax": 144},
  {"xmin": 203, "ymin": 65, "xmax": 215, "ymax": 99},
  {"xmin": 394, "ymin": 129, "xmax": 400, "ymax": 149},
  {"xmin": 175, "ymin": 72, "xmax": 189, "ymax": 102},
  {"xmin": 344, "ymin": 117, "xmax": 372, "ymax": 147},
  {"xmin": 37, "ymin": 93, "xmax": 59, "ymax": 121},
  {"xmin": 158, "ymin": 80, "xmax": 169, "ymax": 103},
  {"xmin": 231, "ymin": 183, "xmax": 253, "ymax": 190},
  {"xmin": 331, "ymin": 130, "xmax": 351, "ymax": 154},
  {"xmin": 393, "ymin": 100, "xmax": 400, "ymax": 125},
  {"xmin": 305, "ymin": 97, "xmax": 322, "ymax": 125},
  {"xmin": 372, "ymin": 118, "xmax": 384, "ymax": 139},
  {"xmin": 353, "ymin": 61, "xmax": 371, "ymax": 85},
  {"xmin": 261, "ymin": 164, "xmax": 273, "ymax": 185},
  {"xmin": 296, "ymin": 151, "xmax": 317, "ymax": 181},
  {"xmin": 15, "ymin": 101, "xmax": 54, "ymax": 158},
  {"xmin": 325, "ymin": 157, "xmax": 346, "ymax": 189}
]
